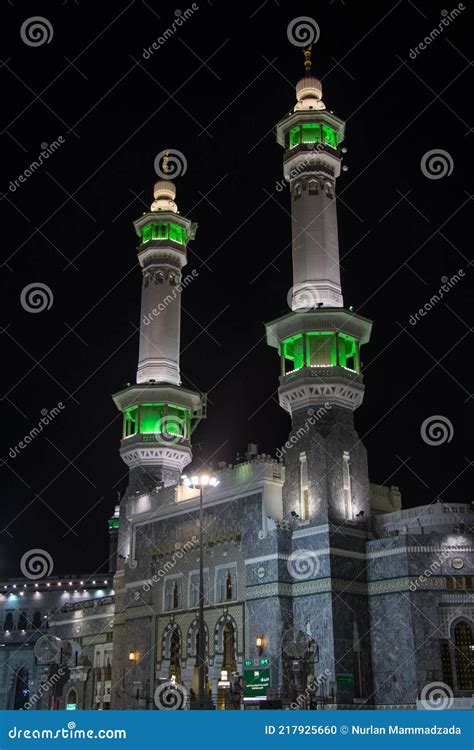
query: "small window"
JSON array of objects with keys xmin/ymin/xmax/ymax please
[
  {"xmin": 299, "ymin": 452, "xmax": 309, "ymax": 521},
  {"xmin": 293, "ymin": 184, "xmax": 302, "ymax": 200},
  {"xmin": 216, "ymin": 567, "xmax": 236, "ymax": 603},
  {"xmin": 32, "ymin": 611, "xmax": 42, "ymax": 630},
  {"xmin": 4, "ymin": 612, "xmax": 13, "ymax": 631},
  {"xmin": 164, "ymin": 578, "xmax": 183, "ymax": 610},
  {"xmin": 18, "ymin": 612, "xmax": 28, "ymax": 631},
  {"xmin": 343, "ymin": 452, "xmax": 352, "ymax": 520},
  {"xmin": 189, "ymin": 572, "xmax": 209, "ymax": 607}
]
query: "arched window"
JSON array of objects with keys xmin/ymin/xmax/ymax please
[
  {"xmin": 66, "ymin": 689, "xmax": 78, "ymax": 710},
  {"xmin": 299, "ymin": 452, "xmax": 309, "ymax": 521},
  {"xmin": 17, "ymin": 613, "xmax": 28, "ymax": 631},
  {"xmin": 440, "ymin": 640, "xmax": 453, "ymax": 688},
  {"xmin": 454, "ymin": 622, "xmax": 474, "ymax": 691},
  {"xmin": 169, "ymin": 628, "xmax": 181, "ymax": 682},
  {"xmin": 13, "ymin": 667, "xmax": 29, "ymax": 710},
  {"xmin": 4, "ymin": 612, "xmax": 13, "ymax": 631},
  {"xmin": 226, "ymin": 571, "xmax": 233, "ymax": 601},
  {"xmin": 342, "ymin": 452, "xmax": 352, "ymax": 520},
  {"xmin": 32, "ymin": 611, "xmax": 42, "ymax": 630},
  {"xmin": 222, "ymin": 622, "xmax": 236, "ymax": 672},
  {"xmin": 172, "ymin": 581, "xmax": 179, "ymax": 610}
]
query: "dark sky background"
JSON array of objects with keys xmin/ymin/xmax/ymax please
[{"xmin": 0, "ymin": 0, "xmax": 471, "ymax": 577}]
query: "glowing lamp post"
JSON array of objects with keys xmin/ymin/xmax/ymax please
[{"xmin": 181, "ymin": 472, "xmax": 219, "ymax": 709}]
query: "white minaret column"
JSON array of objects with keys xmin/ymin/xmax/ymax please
[
  {"xmin": 266, "ymin": 48, "xmax": 372, "ymax": 418},
  {"xmin": 112, "ymin": 169, "xmax": 205, "ymax": 488},
  {"xmin": 135, "ymin": 180, "xmax": 194, "ymax": 385},
  {"xmin": 277, "ymin": 48, "xmax": 345, "ymax": 310}
]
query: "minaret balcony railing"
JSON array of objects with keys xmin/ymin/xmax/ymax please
[
  {"xmin": 120, "ymin": 432, "xmax": 191, "ymax": 448},
  {"xmin": 280, "ymin": 365, "xmax": 363, "ymax": 386}
]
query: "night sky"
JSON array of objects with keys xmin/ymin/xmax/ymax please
[{"xmin": 0, "ymin": 0, "xmax": 471, "ymax": 577}]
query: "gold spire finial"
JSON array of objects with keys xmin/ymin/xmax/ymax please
[
  {"xmin": 303, "ymin": 44, "xmax": 312, "ymax": 73},
  {"xmin": 162, "ymin": 150, "xmax": 169, "ymax": 175}
]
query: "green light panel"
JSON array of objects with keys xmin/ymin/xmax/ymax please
[
  {"xmin": 123, "ymin": 406, "xmax": 138, "ymax": 438},
  {"xmin": 140, "ymin": 222, "xmax": 187, "ymax": 245},
  {"xmin": 307, "ymin": 332, "xmax": 336, "ymax": 367},
  {"xmin": 288, "ymin": 123, "xmax": 339, "ymax": 149},
  {"xmin": 282, "ymin": 335, "xmax": 304, "ymax": 370},
  {"xmin": 280, "ymin": 332, "xmax": 359, "ymax": 373},
  {"xmin": 338, "ymin": 333, "xmax": 359, "ymax": 371},
  {"xmin": 122, "ymin": 402, "xmax": 192, "ymax": 440}
]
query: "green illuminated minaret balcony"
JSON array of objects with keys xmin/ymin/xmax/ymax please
[
  {"xmin": 288, "ymin": 123, "xmax": 339, "ymax": 150},
  {"xmin": 140, "ymin": 222, "xmax": 188, "ymax": 246},
  {"xmin": 122, "ymin": 401, "xmax": 192, "ymax": 442},
  {"xmin": 278, "ymin": 331, "xmax": 360, "ymax": 375}
]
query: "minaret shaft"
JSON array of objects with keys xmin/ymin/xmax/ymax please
[
  {"xmin": 290, "ymin": 179, "xmax": 342, "ymax": 309},
  {"xmin": 266, "ymin": 54, "xmax": 373, "ymax": 524},
  {"xmin": 112, "ymin": 175, "xmax": 205, "ymax": 489}
]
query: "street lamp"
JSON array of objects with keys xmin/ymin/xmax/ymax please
[{"xmin": 182, "ymin": 471, "xmax": 219, "ymax": 709}]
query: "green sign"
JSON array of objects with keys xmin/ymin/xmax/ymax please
[
  {"xmin": 244, "ymin": 659, "xmax": 252, "ymax": 667},
  {"xmin": 66, "ymin": 703, "xmax": 77, "ymax": 710},
  {"xmin": 259, "ymin": 658, "xmax": 269, "ymax": 666},
  {"xmin": 336, "ymin": 673, "xmax": 353, "ymax": 686},
  {"xmin": 243, "ymin": 669, "xmax": 270, "ymax": 700}
]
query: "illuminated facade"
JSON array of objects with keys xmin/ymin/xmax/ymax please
[{"xmin": 1, "ymin": 51, "xmax": 472, "ymax": 712}]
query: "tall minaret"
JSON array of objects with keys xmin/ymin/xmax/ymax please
[
  {"xmin": 112, "ymin": 158, "xmax": 205, "ymax": 491},
  {"xmin": 266, "ymin": 49, "xmax": 373, "ymax": 524}
]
